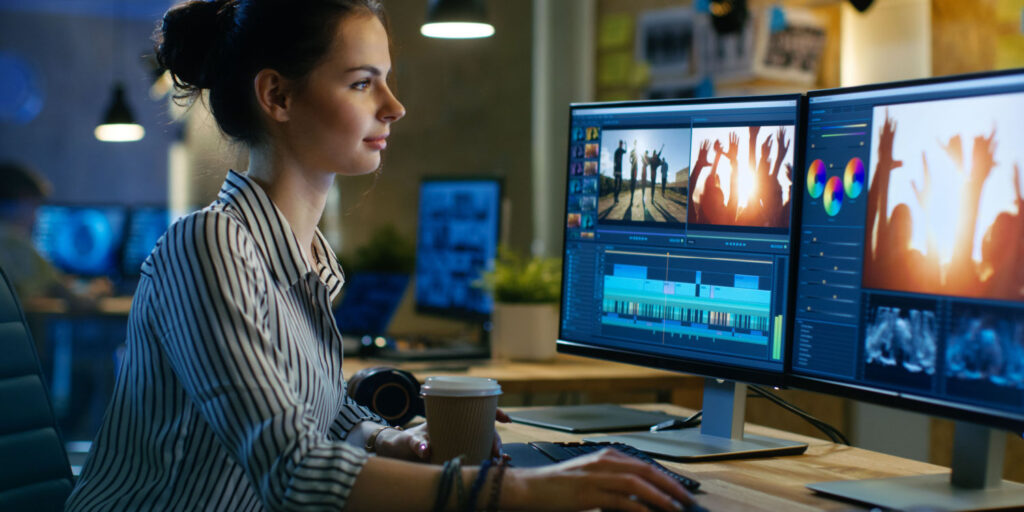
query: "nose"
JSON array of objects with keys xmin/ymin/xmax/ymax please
[{"xmin": 379, "ymin": 85, "xmax": 405, "ymax": 123}]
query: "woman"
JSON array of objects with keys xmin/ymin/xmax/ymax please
[{"xmin": 65, "ymin": 1, "xmax": 695, "ymax": 510}]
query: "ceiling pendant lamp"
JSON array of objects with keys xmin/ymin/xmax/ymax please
[
  {"xmin": 421, "ymin": 0, "xmax": 494, "ymax": 39},
  {"xmin": 95, "ymin": 0, "xmax": 144, "ymax": 143},
  {"xmin": 95, "ymin": 82, "xmax": 145, "ymax": 142}
]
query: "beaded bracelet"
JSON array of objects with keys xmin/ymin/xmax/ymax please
[
  {"xmin": 452, "ymin": 456, "xmax": 466, "ymax": 511},
  {"xmin": 465, "ymin": 458, "xmax": 494, "ymax": 512},
  {"xmin": 432, "ymin": 458, "xmax": 457, "ymax": 512},
  {"xmin": 485, "ymin": 457, "xmax": 508, "ymax": 512}
]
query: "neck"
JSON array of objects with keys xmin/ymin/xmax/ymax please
[{"xmin": 245, "ymin": 146, "xmax": 334, "ymax": 256}]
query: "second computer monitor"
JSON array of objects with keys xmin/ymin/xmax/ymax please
[
  {"xmin": 414, "ymin": 178, "xmax": 501, "ymax": 320},
  {"xmin": 793, "ymin": 69, "xmax": 1024, "ymax": 510}
]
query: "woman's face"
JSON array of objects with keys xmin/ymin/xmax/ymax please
[{"xmin": 283, "ymin": 13, "xmax": 405, "ymax": 176}]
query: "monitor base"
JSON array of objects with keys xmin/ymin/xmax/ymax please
[
  {"xmin": 809, "ymin": 474, "xmax": 1024, "ymax": 511},
  {"xmin": 585, "ymin": 429, "xmax": 808, "ymax": 462}
]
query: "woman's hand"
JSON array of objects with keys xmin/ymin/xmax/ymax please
[
  {"xmin": 502, "ymin": 448, "xmax": 696, "ymax": 512},
  {"xmin": 375, "ymin": 423, "xmax": 430, "ymax": 461},
  {"xmin": 378, "ymin": 408, "xmax": 513, "ymax": 462}
]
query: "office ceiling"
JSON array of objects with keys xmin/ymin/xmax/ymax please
[{"xmin": 0, "ymin": 0, "xmax": 177, "ymax": 20}]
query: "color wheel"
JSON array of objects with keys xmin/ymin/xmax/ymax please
[
  {"xmin": 823, "ymin": 176, "xmax": 843, "ymax": 216},
  {"xmin": 844, "ymin": 157, "xmax": 865, "ymax": 198},
  {"xmin": 807, "ymin": 159, "xmax": 826, "ymax": 198}
]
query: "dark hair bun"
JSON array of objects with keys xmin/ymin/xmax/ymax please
[{"xmin": 156, "ymin": 0, "xmax": 234, "ymax": 90}]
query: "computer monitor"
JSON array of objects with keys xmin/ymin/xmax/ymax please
[
  {"xmin": 121, "ymin": 206, "xmax": 171, "ymax": 276},
  {"xmin": 792, "ymin": 69, "xmax": 1024, "ymax": 510},
  {"xmin": 334, "ymin": 271, "xmax": 409, "ymax": 338},
  {"xmin": 414, "ymin": 178, "xmax": 501, "ymax": 321},
  {"xmin": 557, "ymin": 95, "xmax": 807, "ymax": 460},
  {"xmin": 32, "ymin": 204, "xmax": 127, "ymax": 277}
]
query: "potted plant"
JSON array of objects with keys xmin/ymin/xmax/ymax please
[{"xmin": 479, "ymin": 247, "xmax": 562, "ymax": 361}]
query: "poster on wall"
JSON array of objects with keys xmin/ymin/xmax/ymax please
[
  {"xmin": 752, "ymin": 7, "xmax": 826, "ymax": 84},
  {"xmin": 704, "ymin": 15, "xmax": 756, "ymax": 82},
  {"xmin": 635, "ymin": 7, "xmax": 706, "ymax": 80}
]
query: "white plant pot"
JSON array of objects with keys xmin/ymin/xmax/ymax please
[{"xmin": 491, "ymin": 302, "xmax": 559, "ymax": 361}]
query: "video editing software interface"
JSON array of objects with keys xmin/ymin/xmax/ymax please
[
  {"xmin": 414, "ymin": 179, "xmax": 501, "ymax": 319},
  {"xmin": 561, "ymin": 97, "xmax": 800, "ymax": 373},
  {"xmin": 793, "ymin": 72, "xmax": 1024, "ymax": 423}
]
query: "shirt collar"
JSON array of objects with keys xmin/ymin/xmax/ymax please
[{"xmin": 216, "ymin": 170, "xmax": 346, "ymax": 299}]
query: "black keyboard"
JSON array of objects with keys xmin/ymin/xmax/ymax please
[{"xmin": 529, "ymin": 441, "xmax": 700, "ymax": 492}]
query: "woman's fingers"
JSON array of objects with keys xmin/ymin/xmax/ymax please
[
  {"xmin": 592, "ymin": 470, "xmax": 686, "ymax": 512},
  {"xmin": 411, "ymin": 431, "xmax": 430, "ymax": 460},
  {"xmin": 574, "ymin": 449, "xmax": 693, "ymax": 507},
  {"xmin": 496, "ymin": 408, "xmax": 511, "ymax": 423},
  {"xmin": 492, "ymin": 431, "xmax": 504, "ymax": 457}
]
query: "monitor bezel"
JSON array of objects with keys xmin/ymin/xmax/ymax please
[
  {"xmin": 555, "ymin": 93, "xmax": 805, "ymax": 388},
  {"xmin": 413, "ymin": 176, "xmax": 503, "ymax": 322},
  {"xmin": 789, "ymin": 67, "xmax": 1024, "ymax": 433}
]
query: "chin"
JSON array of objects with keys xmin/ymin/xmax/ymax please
[{"xmin": 336, "ymin": 156, "xmax": 383, "ymax": 177}]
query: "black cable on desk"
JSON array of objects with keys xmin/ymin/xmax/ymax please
[{"xmin": 748, "ymin": 385, "xmax": 850, "ymax": 445}]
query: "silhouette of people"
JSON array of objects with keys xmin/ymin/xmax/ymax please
[
  {"xmin": 648, "ymin": 148, "xmax": 658, "ymax": 199},
  {"xmin": 641, "ymin": 149, "xmax": 650, "ymax": 201},
  {"xmin": 613, "ymin": 140, "xmax": 625, "ymax": 203},
  {"xmin": 659, "ymin": 153, "xmax": 668, "ymax": 195},
  {"xmin": 0, "ymin": 161, "xmax": 111, "ymax": 307},
  {"xmin": 688, "ymin": 127, "xmax": 792, "ymax": 228},
  {"xmin": 863, "ymin": 108, "xmax": 1023, "ymax": 300},
  {"xmin": 689, "ymin": 138, "xmax": 726, "ymax": 224},
  {"xmin": 629, "ymin": 140, "xmax": 638, "ymax": 204}
]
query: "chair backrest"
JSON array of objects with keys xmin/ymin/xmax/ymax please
[{"xmin": 0, "ymin": 265, "xmax": 73, "ymax": 511}]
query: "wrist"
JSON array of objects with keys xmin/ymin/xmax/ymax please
[
  {"xmin": 497, "ymin": 468, "xmax": 528, "ymax": 510},
  {"xmin": 365, "ymin": 425, "xmax": 402, "ymax": 453}
]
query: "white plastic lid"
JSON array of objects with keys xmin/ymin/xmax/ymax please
[{"xmin": 420, "ymin": 376, "xmax": 502, "ymax": 397}]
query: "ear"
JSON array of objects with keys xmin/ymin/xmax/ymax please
[{"xmin": 253, "ymin": 68, "xmax": 292, "ymax": 123}]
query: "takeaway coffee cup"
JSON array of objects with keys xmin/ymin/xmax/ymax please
[{"xmin": 421, "ymin": 376, "xmax": 502, "ymax": 464}]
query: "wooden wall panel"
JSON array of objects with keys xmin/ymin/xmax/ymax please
[{"xmin": 932, "ymin": 0, "xmax": 999, "ymax": 75}]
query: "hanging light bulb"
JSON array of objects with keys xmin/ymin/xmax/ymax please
[
  {"xmin": 421, "ymin": 0, "xmax": 494, "ymax": 39},
  {"xmin": 95, "ymin": 82, "xmax": 145, "ymax": 142}
]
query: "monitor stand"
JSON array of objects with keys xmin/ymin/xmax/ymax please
[
  {"xmin": 584, "ymin": 378, "xmax": 808, "ymax": 461},
  {"xmin": 808, "ymin": 421, "xmax": 1024, "ymax": 511}
]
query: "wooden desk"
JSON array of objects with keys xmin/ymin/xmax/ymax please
[
  {"xmin": 344, "ymin": 354, "xmax": 703, "ymax": 404},
  {"xmin": 500, "ymin": 403, "xmax": 950, "ymax": 511},
  {"xmin": 23, "ymin": 295, "xmax": 133, "ymax": 316}
]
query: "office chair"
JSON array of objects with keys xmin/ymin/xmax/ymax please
[{"xmin": 0, "ymin": 265, "xmax": 74, "ymax": 510}]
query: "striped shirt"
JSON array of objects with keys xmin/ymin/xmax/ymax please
[{"xmin": 66, "ymin": 171, "xmax": 384, "ymax": 511}]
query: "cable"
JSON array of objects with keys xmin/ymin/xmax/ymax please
[
  {"xmin": 748, "ymin": 385, "xmax": 850, "ymax": 445},
  {"xmin": 749, "ymin": 389, "xmax": 845, "ymax": 444}
]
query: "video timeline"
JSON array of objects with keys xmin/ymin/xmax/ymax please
[{"xmin": 597, "ymin": 249, "xmax": 783, "ymax": 362}]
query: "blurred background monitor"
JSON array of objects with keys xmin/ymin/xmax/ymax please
[
  {"xmin": 121, "ymin": 206, "xmax": 171, "ymax": 277},
  {"xmin": 333, "ymin": 271, "xmax": 409, "ymax": 340},
  {"xmin": 414, "ymin": 178, "xmax": 501, "ymax": 321},
  {"xmin": 793, "ymin": 69, "xmax": 1024, "ymax": 510},
  {"xmin": 32, "ymin": 204, "xmax": 127, "ymax": 277},
  {"xmin": 556, "ymin": 95, "xmax": 805, "ymax": 459}
]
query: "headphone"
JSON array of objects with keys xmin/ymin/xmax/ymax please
[{"xmin": 346, "ymin": 366, "xmax": 424, "ymax": 427}]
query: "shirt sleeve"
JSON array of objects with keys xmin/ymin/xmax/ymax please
[
  {"xmin": 329, "ymin": 393, "xmax": 386, "ymax": 440},
  {"xmin": 152, "ymin": 211, "xmax": 369, "ymax": 511}
]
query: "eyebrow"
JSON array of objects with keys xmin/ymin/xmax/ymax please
[{"xmin": 344, "ymin": 65, "xmax": 385, "ymax": 76}]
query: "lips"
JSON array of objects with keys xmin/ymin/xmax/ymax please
[{"xmin": 364, "ymin": 134, "xmax": 388, "ymax": 150}]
